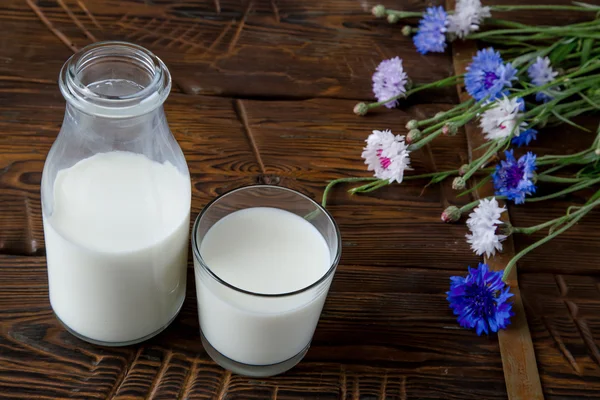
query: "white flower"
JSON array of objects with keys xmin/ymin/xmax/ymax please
[
  {"xmin": 448, "ymin": 0, "xmax": 491, "ymax": 39},
  {"xmin": 479, "ymin": 96, "xmax": 526, "ymax": 141},
  {"xmin": 362, "ymin": 129, "xmax": 411, "ymax": 183},
  {"xmin": 465, "ymin": 197, "xmax": 507, "ymax": 257}
]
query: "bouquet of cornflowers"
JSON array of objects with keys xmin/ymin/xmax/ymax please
[{"xmin": 322, "ymin": 1, "xmax": 600, "ymax": 336}]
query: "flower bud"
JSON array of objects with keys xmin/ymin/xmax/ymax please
[
  {"xmin": 458, "ymin": 164, "xmax": 469, "ymax": 176},
  {"xmin": 372, "ymin": 5, "xmax": 386, "ymax": 18},
  {"xmin": 405, "ymin": 77, "xmax": 413, "ymax": 90},
  {"xmin": 387, "ymin": 13, "xmax": 400, "ymax": 24},
  {"xmin": 434, "ymin": 111, "xmax": 445, "ymax": 120},
  {"xmin": 401, "ymin": 25, "xmax": 413, "ymax": 36},
  {"xmin": 353, "ymin": 102, "xmax": 369, "ymax": 116},
  {"xmin": 441, "ymin": 206, "xmax": 461, "ymax": 223},
  {"xmin": 595, "ymin": 148, "xmax": 600, "ymax": 156},
  {"xmin": 405, "ymin": 119, "xmax": 419, "ymax": 130},
  {"xmin": 443, "ymin": 123, "xmax": 458, "ymax": 136},
  {"xmin": 406, "ymin": 129, "xmax": 422, "ymax": 144},
  {"xmin": 452, "ymin": 177, "xmax": 466, "ymax": 191}
]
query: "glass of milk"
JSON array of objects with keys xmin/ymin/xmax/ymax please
[
  {"xmin": 40, "ymin": 42, "xmax": 191, "ymax": 346},
  {"xmin": 192, "ymin": 185, "xmax": 341, "ymax": 377}
]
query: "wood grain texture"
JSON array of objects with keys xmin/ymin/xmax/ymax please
[
  {"xmin": 0, "ymin": 255, "xmax": 508, "ymax": 399},
  {"xmin": 520, "ymin": 273, "xmax": 600, "ymax": 399},
  {"xmin": 1, "ymin": 0, "xmax": 600, "ymax": 398},
  {"xmin": 0, "ymin": 0, "xmax": 457, "ymax": 103}
]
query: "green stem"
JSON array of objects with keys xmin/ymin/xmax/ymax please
[
  {"xmin": 526, "ymin": 176, "xmax": 600, "ymax": 202},
  {"xmin": 408, "ymin": 129, "xmax": 444, "ymax": 151},
  {"xmin": 485, "ymin": 18, "xmax": 530, "ymax": 29},
  {"xmin": 353, "ymin": 179, "xmax": 390, "ymax": 193},
  {"xmin": 538, "ymin": 164, "xmax": 567, "ymax": 176},
  {"xmin": 416, "ymin": 99, "xmax": 474, "ymax": 128},
  {"xmin": 490, "ymin": 4, "xmax": 600, "ymax": 12},
  {"xmin": 349, "ymin": 179, "xmax": 388, "ymax": 194},
  {"xmin": 511, "ymin": 197, "xmax": 596, "ymax": 235},
  {"xmin": 364, "ymin": 75, "xmax": 462, "ymax": 111},
  {"xmin": 537, "ymin": 149, "xmax": 593, "ymax": 165},
  {"xmin": 502, "ymin": 196, "xmax": 600, "ymax": 282},
  {"xmin": 503, "ymin": 213, "xmax": 586, "ymax": 281},
  {"xmin": 462, "ymin": 140, "xmax": 506, "ymax": 182},
  {"xmin": 536, "ymin": 175, "xmax": 592, "ymax": 183},
  {"xmin": 321, "ymin": 177, "xmax": 379, "ymax": 207},
  {"xmin": 384, "ymin": 10, "xmax": 424, "ymax": 18},
  {"xmin": 405, "ymin": 170, "xmax": 459, "ymax": 180},
  {"xmin": 410, "ymin": 99, "xmax": 492, "ymax": 150},
  {"xmin": 468, "ymin": 23, "xmax": 600, "ymax": 40}
]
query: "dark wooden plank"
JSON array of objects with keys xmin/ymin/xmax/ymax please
[
  {"xmin": 0, "ymin": 255, "xmax": 508, "ymax": 399},
  {"xmin": 520, "ymin": 273, "xmax": 600, "ymax": 399},
  {"xmin": 0, "ymin": 0, "xmax": 457, "ymax": 103}
]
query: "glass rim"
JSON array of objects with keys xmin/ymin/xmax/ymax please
[
  {"xmin": 192, "ymin": 185, "xmax": 342, "ymax": 298},
  {"xmin": 59, "ymin": 41, "xmax": 171, "ymax": 118}
]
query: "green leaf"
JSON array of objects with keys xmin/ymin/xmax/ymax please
[
  {"xmin": 550, "ymin": 109, "xmax": 592, "ymax": 132},
  {"xmin": 549, "ymin": 40, "xmax": 579, "ymax": 65},
  {"xmin": 425, "ymin": 171, "xmax": 454, "ymax": 188},
  {"xmin": 473, "ymin": 140, "xmax": 496, "ymax": 152},
  {"xmin": 588, "ymin": 189, "xmax": 600, "ymax": 204},
  {"xmin": 457, "ymin": 175, "xmax": 492, "ymax": 198},
  {"xmin": 579, "ymin": 91, "xmax": 600, "ymax": 110},
  {"xmin": 572, "ymin": 2, "xmax": 600, "ymax": 10},
  {"xmin": 430, "ymin": 172, "xmax": 452, "ymax": 184},
  {"xmin": 581, "ymin": 39, "xmax": 595, "ymax": 64}
]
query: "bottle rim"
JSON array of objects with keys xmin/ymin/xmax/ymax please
[{"xmin": 59, "ymin": 41, "xmax": 171, "ymax": 118}]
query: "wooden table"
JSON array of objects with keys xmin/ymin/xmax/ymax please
[{"xmin": 1, "ymin": 1, "xmax": 600, "ymax": 399}]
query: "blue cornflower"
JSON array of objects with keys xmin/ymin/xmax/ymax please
[
  {"xmin": 511, "ymin": 128, "xmax": 538, "ymax": 147},
  {"xmin": 413, "ymin": 6, "xmax": 448, "ymax": 54},
  {"xmin": 493, "ymin": 150, "xmax": 537, "ymax": 204},
  {"xmin": 447, "ymin": 263, "xmax": 514, "ymax": 336},
  {"xmin": 527, "ymin": 56, "xmax": 559, "ymax": 103},
  {"xmin": 465, "ymin": 48, "xmax": 517, "ymax": 101}
]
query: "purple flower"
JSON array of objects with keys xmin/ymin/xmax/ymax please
[
  {"xmin": 372, "ymin": 57, "xmax": 408, "ymax": 108},
  {"xmin": 413, "ymin": 6, "xmax": 448, "ymax": 54},
  {"xmin": 447, "ymin": 263, "xmax": 514, "ymax": 336},
  {"xmin": 528, "ymin": 56, "xmax": 559, "ymax": 103},
  {"xmin": 511, "ymin": 128, "xmax": 538, "ymax": 147},
  {"xmin": 493, "ymin": 150, "xmax": 537, "ymax": 204},
  {"xmin": 465, "ymin": 48, "xmax": 517, "ymax": 101}
]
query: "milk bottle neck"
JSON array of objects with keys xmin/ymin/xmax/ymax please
[{"xmin": 59, "ymin": 41, "xmax": 171, "ymax": 119}]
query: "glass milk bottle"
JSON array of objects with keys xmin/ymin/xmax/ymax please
[{"xmin": 41, "ymin": 42, "xmax": 191, "ymax": 346}]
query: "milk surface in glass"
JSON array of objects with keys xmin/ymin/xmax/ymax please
[
  {"xmin": 196, "ymin": 207, "xmax": 332, "ymax": 366},
  {"xmin": 44, "ymin": 151, "xmax": 190, "ymax": 343}
]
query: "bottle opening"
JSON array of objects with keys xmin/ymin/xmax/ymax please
[{"xmin": 59, "ymin": 41, "xmax": 171, "ymax": 118}]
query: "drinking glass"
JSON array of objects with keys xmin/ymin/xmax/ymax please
[{"xmin": 192, "ymin": 185, "xmax": 341, "ymax": 377}]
